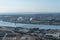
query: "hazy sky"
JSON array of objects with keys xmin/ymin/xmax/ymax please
[{"xmin": 0, "ymin": 0, "xmax": 60, "ymax": 13}]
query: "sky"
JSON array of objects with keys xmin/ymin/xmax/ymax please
[{"xmin": 0, "ymin": 0, "xmax": 60, "ymax": 13}]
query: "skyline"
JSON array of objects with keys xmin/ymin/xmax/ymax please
[{"xmin": 0, "ymin": 0, "xmax": 60, "ymax": 13}]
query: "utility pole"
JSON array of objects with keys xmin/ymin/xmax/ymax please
[
  {"xmin": 16, "ymin": 34, "xmax": 20, "ymax": 40},
  {"xmin": 15, "ymin": 17, "xmax": 21, "ymax": 40}
]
